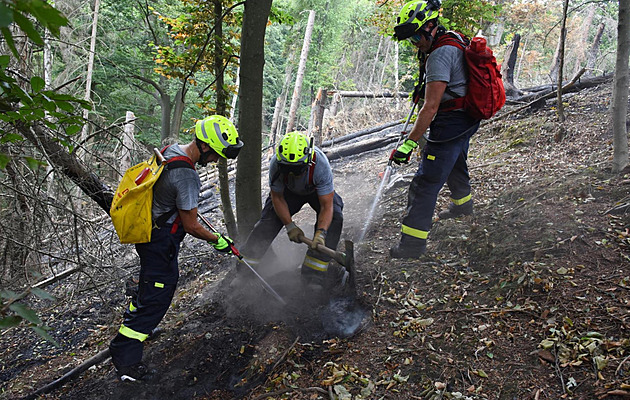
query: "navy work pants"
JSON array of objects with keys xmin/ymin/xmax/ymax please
[
  {"xmin": 241, "ymin": 189, "xmax": 344, "ymax": 266},
  {"xmin": 110, "ymin": 223, "xmax": 185, "ymax": 368},
  {"xmin": 400, "ymin": 112, "xmax": 479, "ymax": 244}
]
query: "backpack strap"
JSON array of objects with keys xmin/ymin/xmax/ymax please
[
  {"xmin": 432, "ymin": 31, "xmax": 469, "ymax": 112},
  {"xmin": 308, "ymin": 150, "xmax": 317, "ymax": 187},
  {"xmin": 154, "ymin": 149, "xmax": 196, "ymax": 227}
]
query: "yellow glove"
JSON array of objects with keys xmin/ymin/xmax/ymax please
[
  {"xmin": 311, "ymin": 228, "xmax": 327, "ymax": 250},
  {"xmin": 285, "ymin": 222, "xmax": 304, "ymax": 243}
]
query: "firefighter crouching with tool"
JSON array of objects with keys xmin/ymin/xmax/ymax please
[
  {"xmin": 389, "ymin": 0, "xmax": 481, "ymax": 259},
  {"xmin": 236, "ymin": 131, "xmax": 346, "ymax": 292},
  {"xmin": 109, "ymin": 115, "xmax": 243, "ymax": 382}
]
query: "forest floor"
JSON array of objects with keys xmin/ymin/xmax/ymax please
[{"xmin": 2, "ymin": 82, "xmax": 630, "ymax": 400}]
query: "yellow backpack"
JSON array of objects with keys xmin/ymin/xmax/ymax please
[{"xmin": 110, "ymin": 147, "xmax": 194, "ymax": 244}]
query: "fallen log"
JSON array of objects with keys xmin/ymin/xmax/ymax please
[
  {"xmin": 507, "ymin": 72, "xmax": 612, "ymax": 105},
  {"xmin": 327, "ymin": 90, "xmax": 410, "ymax": 99},
  {"xmin": 324, "ymin": 135, "xmax": 399, "ymax": 161},
  {"xmin": 321, "ymin": 120, "xmax": 402, "ymax": 148}
]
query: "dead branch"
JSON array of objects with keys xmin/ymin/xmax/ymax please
[
  {"xmin": 22, "ymin": 348, "xmax": 111, "ymax": 400},
  {"xmin": 485, "ymin": 68, "xmax": 587, "ymax": 125},
  {"xmin": 250, "ymin": 386, "xmax": 329, "ymax": 400}
]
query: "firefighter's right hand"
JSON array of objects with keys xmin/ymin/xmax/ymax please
[
  {"xmin": 391, "ymin": 139, "xmax": 418, "ymax": 164},
  {"xmin": 211, "ymin": 233, "xmax": 234, "ymax": 254},
  {"xmin": 285, "ymin": 222, "xmax": 304, "ymax": 243}
]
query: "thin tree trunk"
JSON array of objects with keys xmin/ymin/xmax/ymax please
[
  {"xmin": 213, "ymin": 0, "xmax": 237, "ymax": 238},
  {"xmin": 612, "ymin": 0, "xmax": 630, "ymax": 173},
  {"xmin": 286, "ymin": 10, "xmax": 316, "ymax": 133},
  {"xmin": 379, "ymin": 40, "xmax": 392, "ymax": 89},
  {"xmin": 168, "ymin": 88, "xmax": 185, "ymax": 144},
  {"xmin": 501, "ymin": 33, "xmax": 523, "ymax": 98},
  {"xmin": 272, "ymin": 51, "xmax": 295, "ymax": 144},
  {"xmin": 229, "ymin": 66, "xmax": 240, "ymax": 121},
  {"xmin": 555, "ymin": 0, "xmax": 569, "ymax": 133},
  {"xmin": 78, "ymin": 0, "xmax": 100, "ymax": 160},
  {"xmin": 572, "ymin": 8, "xmax": 594, "ymax": 77},
  {"xmin": 121, "ymin": 111, "xmax": 135, "ymax": 173},
  {"xmin": 586, "ymin": 23, "xmax": 605, "ymax": 77},
  {"xmin": 368, "ymin": 35, "xmax": 383, "ymax": 89},
  {"xmin": 235, "ymin": 0, "xmax": 273, "ymax": 239},
  {"xmin": 394, "ymin": 41, "xmax": 400, "ymax": 107}
]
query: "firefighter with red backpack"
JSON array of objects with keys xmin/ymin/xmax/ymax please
[
  {"xmin": 235, "ymin": 131, "xmax": 345, "ymax": 292},
  {"xmin": 109, "ymin": 115, "xmax": 243, "ymax": 382},
  {"xmin": 389, "ymin": 0, "xmax": 505, "ymax": 258}
]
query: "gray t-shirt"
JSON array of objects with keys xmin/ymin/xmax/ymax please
[
  {"xmin": 426, "ymin": 41, "xmax": 468, "ymax": 102},
  {"xmin": 269, "ymin": 147, "xmax": 334, "ymax": 196},
  {"xmin": 151, "ymin": 144, "xmax": 200, "ymax": 223}
]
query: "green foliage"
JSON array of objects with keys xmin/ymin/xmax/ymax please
[
  {"xmin": 1, "ymin": 289, "xmax": 59, "ymax": 347},
  {"xmin": 0, "ymin": 0, "xmax": 68, "ymax": 56}
]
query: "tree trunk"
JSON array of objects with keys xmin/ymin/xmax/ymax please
[
  {"xmin": 368, "ymin": 35, "xmax": 383, "ymax": 89},
  {"xmin": 286, "ymin": 10, "xmax": 315, "ymax": 133},
  {"xmin": 235, "ymin": 0, "xmax": 273, "ymax": 240},
  {"xmin": 121, "ymin": 111, "xmax": 135, "ymax": 173},
  {"xmin": 212, "ymin": 0, "xmax": 238, "ymax": 238},
  {"xmin": 586, "ymin": 23, "xmax": 605, "ymax": 77},
  {"xmin": 229, "ymin": 66, "xmax": 240, "ymax": 121},
  {"xmin": 612, "ymin": 0, "xmax": 630, "ymax": 173},
  {"xmin": 78, "ymin": 0, "xmax": 100, "ymax": 160},
  {"xmin": 555, "ymin": 0, "xmax": 569, "ymax": 140},
  {"xmin": 309, "ymin": 88, "xmax": 327, "ymax": 146},
  {"xmin": 501, "ymin": 33, "xmax": 523, "ymax": 98},
  {"xmin": 168, "ymin": 88, "xmax": 185, "ymax": 144},
  {"xmin": 572, "ymin": 8, "xmax": 594, "ymax": 77}
]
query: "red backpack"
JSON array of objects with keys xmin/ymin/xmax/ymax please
[{"xmin": 434, "ymin": 31, "xmax": 506, "ymax": 120}]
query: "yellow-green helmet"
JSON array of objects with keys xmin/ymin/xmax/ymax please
[
  {"xmin": 195, "ymin": 115, "xmax": 243, "ymax": 159},
  {"xmin": 393, "ymin": 1, "xmax": 440, "ymax": 41},
  {"xmin": 276, "ymin": 132, "xmax": 312, "ymax": 165}
]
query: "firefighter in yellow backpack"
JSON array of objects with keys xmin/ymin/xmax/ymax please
[{"xmin": 109, "ymin": 115, "xmax": 243, "ymax": 382}]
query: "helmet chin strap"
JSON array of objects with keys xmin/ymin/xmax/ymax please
[{"xmin": 195, "ymin": 139, "xmax": 214, "ymax": 166}]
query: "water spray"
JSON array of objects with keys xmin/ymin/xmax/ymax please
[
  {"xmin": 198, "ymin": 214, "xmax": 287, "ymax": 306},
  {"xmin": 356, "ymin": 98, "xmax": 420, "ymax": 244}
]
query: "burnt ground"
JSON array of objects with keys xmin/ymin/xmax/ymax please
[{"xmin": 1, "ymin": 83, "xmax": 630, "ymax": 400}]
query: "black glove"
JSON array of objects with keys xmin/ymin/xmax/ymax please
[
  {"xmin": 390, "ymin": 139, "xmax": 419, "ymax": 165},
  {"xmin": 211, "ymin": 233, "xmax": 234, "ymax": 254}
]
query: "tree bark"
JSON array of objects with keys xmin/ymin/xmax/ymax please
[
  {"xmin": 586, "ymin": 23, "xmax": 605, "ymax": 77},
  {"xmin": 121, "ymin": 111, "xmax": 135, "ymax": 173},
  {"xmin": 501, "ymin": 34, "xmax": 523, "ymax": 98},
  {"xmin": 309, "ymin": 88, "xmax": 327, "ymax": 146},
  {"xmin": 235, "ymin": 0, "xmax": 273, "ymax": 240},
  {"xmin": 555, "ymin": 0, "xmax": 569, "ymax": 136},
  {"xmin": 77, "ymin": 0, "xmax": 100, "ymax": 161},
  {"xmin": 612, "ymin": 0, "xmax": 630, "ymax": 173},
  {"xmin": 213, "ymin": 0, "xmax": 237, "ymax": 238},
  {"xmin": 286, "ymin": 10, "xmax": 315, "ymax": 133}
]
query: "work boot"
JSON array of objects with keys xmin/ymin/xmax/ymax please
[
  {"xmin": 438, "ymin": 201, "xmax": 473, "ymax": 220},
  {"xmin": 301, "ymin": 267, "xmax": 326, "ymax": 293},
  {"xmin": 116, "ymin": 362, "xmax": 157, "ymax": 382},
  {"xmin": 325, "ymin": 264, "xmax": 350, "ymax": 292},
  {"xmin": 389, "ymin": 237, "xmax": 427, "ymax": 259}
]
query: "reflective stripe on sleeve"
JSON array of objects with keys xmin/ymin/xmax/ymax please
[
  {"xmin": 451, "ymin": 194, "xmax": 472, "ymax": 206},
  {"xmin": 401, "ymin": 224, "xmax": 429, "ymax": 239},
  {"xmin": 119, "ymin": 324, "xmax": 149, "ymax": 342},
  {"xmin": 302, "ymin": 255, "xmax": 328, "ymax": 272}
]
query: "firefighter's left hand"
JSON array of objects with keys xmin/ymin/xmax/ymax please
[
  {"xmin": 312, "ymin": 228, "xmax": 327, "ymax": 250},
  {"xmin": 211, "ymin": 233, "xmax": 234, "ymax": 254},
  {"xmin": 391, "ymin": 139, "xmax": 418, "ymax": 164}
]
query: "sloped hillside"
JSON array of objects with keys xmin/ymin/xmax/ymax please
[{"xmin": 2, "ymin": 82, "xmax": 629, "ymax": 400}]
